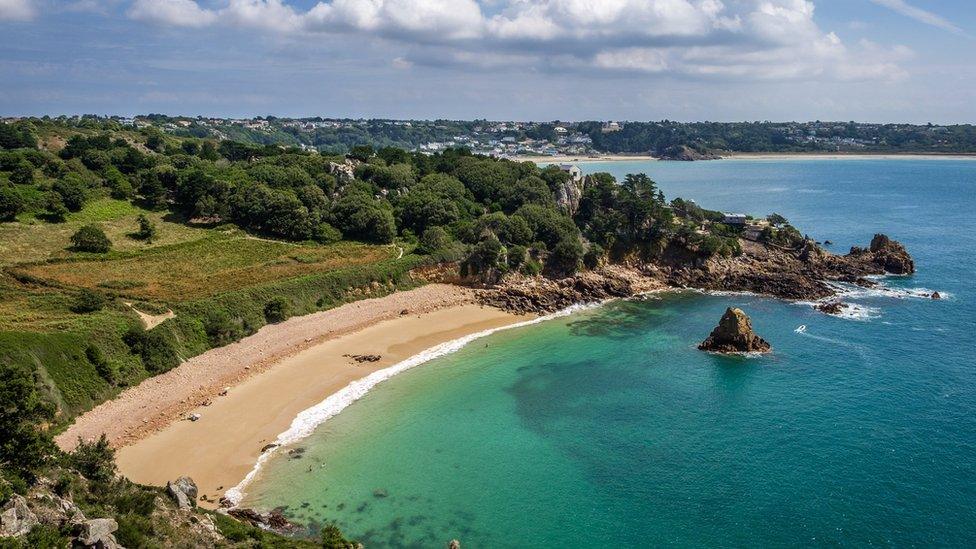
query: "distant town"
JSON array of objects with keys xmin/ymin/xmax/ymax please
[{"xmin": 4, "ymin": 115, "xmax": 976, "ymax": 157}]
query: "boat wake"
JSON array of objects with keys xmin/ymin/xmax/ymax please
[{"xmin": 223, "ymin": 302, "xmax": 598, "ymax": 506}]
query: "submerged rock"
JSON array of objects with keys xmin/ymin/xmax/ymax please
[
  {"xmin": 698, "ymin": 308, "xmax": 771, "ymax": 354},
  {"xmin": 815, "ymin": 301, "xmax": 844, "ymax": 315}
]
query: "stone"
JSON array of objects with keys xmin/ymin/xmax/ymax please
[
  {"xmin": 815, "ymin": 301, "xmax": 844, "ymax": 315},
  {"xmin": 188, "ymin": 413, "xmax": 201, "ymax": 421},
  {"xmin": 931, "ymin": 292, "xmax": 941, "ymax": 299},
  {"xmin": 0, "ymin": 495, "xmax": 38, "ymax": 538},
  {"xmin": 698, "ymin": 308, "xmax": 772, "ymax": 354},
  {"xmin": 76, "ymin": 518, "xmax": 120, "ymax": 548},
  {"xmin": 448, "ymin": 540, "xmax": 461, "ymax": 549},
  {"xmin": 167, "ymin": 477, "xmax": 198, "ymax": 510}
]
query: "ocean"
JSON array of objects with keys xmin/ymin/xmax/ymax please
[{"xmin": 241, "ymin": 159, "xmax": 976, "ymax": 547}]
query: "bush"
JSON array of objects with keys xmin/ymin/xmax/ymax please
[
  {"xmin": 548, "ymin": 237, "xmax": 585, "ymax": 275},
  {"xmin": 507, "ymin": 244, "xmax": 527, "ymax": 270},
  {"xmin": 264, "ymin": 297, "xmax": 289, "ymax": 323},
  {"xmin": 203, "ymin": 309, "xmax": 242, "ymax": 346},
  {"xmin": 0, "ymin": 185, "xmax": 23, "ymax": 221},
  {"xmin": 315, "ymin": 222, "xmax": 343, "ymax": 244},
  {"xmin": 67, "ymin": 434, "xmax": 116, "ymax": 484},
  {"xmin": 418, "ymin": 226, "xmax": 451, "ymax": 255},
  {"xmin": 44, "ymin": 192, "xmax": 68, "ymax": 222},
  {"xmin": 583, "ymin": 243, "xmax": 604, "ymax": 269},
  {"xmin": 53, "ymin": 174, "xmax": 88, "ymax": 212},
  {"xmin": 71, "ymin": 289, "xmax": 106, "ymax": 313},
  {"xmin": 133, "ymin": 214, "xmax": 157, "ymax": 242},
  {"xmin": 70, "ymin": 224, "xmax": 112, "ymax": 253},
  {"xmin": 86, "ymin": 345, "xmax": 116, "ymax": 384},
  {"xmin": 124, "ymin": 326, "xmax": 180, "ymax": 374}
]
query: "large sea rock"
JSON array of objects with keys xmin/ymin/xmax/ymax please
[
  {"xmin": 698, "ymin": 308, "xmax": 772, "ymax": 354},
  {"xmin": 167, "ymin": 477, "xmax": 198, "ymax": 510}
]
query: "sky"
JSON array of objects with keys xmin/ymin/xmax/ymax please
[{"xmin": 0, "ymin": 0, "xmax": 973, "ymax": 123}]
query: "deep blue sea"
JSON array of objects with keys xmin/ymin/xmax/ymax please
[{"xmin": 244, "ymin": 159, "xmax": 976, "ymax": 547}]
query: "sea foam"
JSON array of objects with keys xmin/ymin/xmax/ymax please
[{"xmin": 223, "ymin": 303, "xmax": 596, "ymax": 506}]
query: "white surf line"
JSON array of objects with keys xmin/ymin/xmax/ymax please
[{"xmin": 222, "ymin": 302, "xmax": 599, "ymax": 506}]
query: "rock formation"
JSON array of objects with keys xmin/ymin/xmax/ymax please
[
  {"xmin": 815, "ymin": 301, "xmax": 844, "ymax": 315},
  {"xmin": 555, "ymin": 176, "xmax": 585, "ymax": 216},
  {"xmin": 0, "ymin": 495, "xmax": 38, "ymax": 538},
  {"xmin": 698, "ymin": 308, "xmax": 771, "ymax": 354},
  {"xmin": 658, "ymin": 145, "xmax": 721, "ymax": 161},
  {"xmin": 167, "ymin": 476, "xmax": 199, "ymax": 510},
  {"xmin": 76, "ymin": 518, "xmax": 121, "ymax": 548}
]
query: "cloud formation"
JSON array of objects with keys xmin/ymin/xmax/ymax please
[
  {"xmin": 868, "ymin": 0, "xmax": 963, "ymax": 35},
  {"xmin": 121, "ymin": 0, "xmax": 910, "ymax": 83},
  {"xmin": 0, "ymin": 0, "xmax": 35, "ymax": 21}
]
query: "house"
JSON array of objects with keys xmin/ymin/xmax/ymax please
[
  {"xmin": 722, "ymin": 213, "xmax": 747, "ymax": 226},
  {"xmin": 558, "ymin": 163, "xmax": 583, "ymax": 183}
]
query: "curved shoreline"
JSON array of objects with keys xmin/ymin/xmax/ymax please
[{"xmin": 224, "ymin": 303, "xmax": 595, "ymax": 507}]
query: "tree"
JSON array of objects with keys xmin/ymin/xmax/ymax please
[
  {"xmin": 0, "ymin": 185, "xmax": 23, "ymax": 221},
  {"xmin": 53, "ymin": 174, "xmax": 88, "ymax": 211},
  {"xmin": 348, "ymin": 145, "xmax": 374, "ymax": 162},
  {"xmin": 330, "ymin": 190, "xmax": 396, "ymax": 244},
  {"xmin": 70, "ymin": 224, "xmax": 112, "ymax": 253},
  {"xmin": 767, "ymin": 213, "xmax": 789, "ymax": 227},
  {"xmin": 0, "ymin": 363, "xmax": 54, "ymax": 482},
  {"xmin": 10, "ymin": 160, "xmax": 34, "ymax": 185},
  {"xmin": 418, "ymin": 226, "xmax": 452, "ymax": 255},
  {"xmin": 548, "ymin": 237, "xmax": 585, "ymax": 275},
  {"xmin": 134, "ymin": 214, "xmax": 157, "ymax": 242},
  {"xmin": 44, "ymin": 192, "xmax": 68, "ymax": 222}
]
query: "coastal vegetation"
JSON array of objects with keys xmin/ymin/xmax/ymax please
[{"xmin": 0, "ymin": 117, "xmax": 911, "ymax": 545}]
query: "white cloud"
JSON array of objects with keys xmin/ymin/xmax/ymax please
[
  {"xmin": 120, "ymin": 0, "xmax": 910, "ymax": 84},
  {"xmin": 0, "ymin": 0, "xmax": 35, "ymax": 21},
  {"xmin": 868, "ymin": 0, "xmax": 964, "ymax": 35},
  {"xmin": 128, "ymin": 0, "xmax": 218, "ymax": 28}
]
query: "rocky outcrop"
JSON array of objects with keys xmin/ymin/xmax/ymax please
[
  {"xmin": 75, "ymin": 518, "xmax": 121, "ymax": 548},
  {"xmin": 847, "ymin": 234, "xmax": 915, "ymax": 274},
  {"xmin": 815, "ymin": 301, "xmax": 844, "ymax": 315},
  {"xmin": 698, "ymin": 308, "xmax": 771, "ymax": 354},
  {"xmin": 657, "ymin": 145, "xmax": 721, "ymax": 161},
  {"xmin": 555, "ymin": 177, "xmax": 585, "ymax": 216},
  {"xmin": 328, "ymin": 159, "xmax": 360, "ymax": 183},
  {"xmin": 167, "ymin": 477, "xmax": 198, "ymax": 510},
  {"xmin": 228, "ymin": 507, "xmax": 300, "ymax": 535},
  {"xmin": 478, "ymin": 266, "xmax": 664, "ymax": 314},
  {"xmin": 0, "ymin": 495, "xmax": 38, "ymax": 538}
]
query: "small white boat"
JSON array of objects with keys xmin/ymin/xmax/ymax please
[{"xmin": 794, "ymin": 325, "xmax": 807, "ymax": 333}]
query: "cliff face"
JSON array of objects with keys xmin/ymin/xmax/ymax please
[
  {"xmin": 555, "ymin": 176, "xmax": 586, "ymax": 216},
  {"xmin": 698, "ymin": 308, "xmax": 771, "ymax": 353}
]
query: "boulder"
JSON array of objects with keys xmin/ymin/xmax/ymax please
[
  {"xmin": 167, "ymin": 477, "xmax": 198, "ymax": 510},
  {"xmin": 76, "ymin": 518, "xmax": 120, "ymax": 548},
  {"xmin": 0, "ymin": 495, "xmax": 38, "ymax": 538},
  {"xmin": 698, "ymin": 308, "xmax": 771, "ymax": 354},
  {"xmin": 815, "ymin": 301, "xmax": 844, "ymax": 315},
  {"xmin": 449, "ymin": 540, "xmax": 461, "ymax": 549}
]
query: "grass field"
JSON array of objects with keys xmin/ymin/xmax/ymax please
[
  {"xmin": 15, "ymin": 235, "xmax": 397, "ymax": 302},
  {"xmin": 1, "ymin": 195, "xmax": 421, "ymax": 419},
  {"xmin": 0, "ymin": 198, "xmax": 210, "ymax": 266}
]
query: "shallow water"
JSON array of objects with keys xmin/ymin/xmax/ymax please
[{"xmin": 244, "ymin": 159, "xmax": 976, "ymax": 547}]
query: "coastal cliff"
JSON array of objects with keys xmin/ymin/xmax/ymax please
[{"xmin": 479, "ymin": 234, "xmax": 915, "ymax": 312}]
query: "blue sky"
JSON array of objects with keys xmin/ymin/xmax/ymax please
[{"xmin": 1, "ymin": 0, "xmax": 973, "ymax": 122}]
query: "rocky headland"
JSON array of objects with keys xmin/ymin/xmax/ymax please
[
  {"xmin": 479, "ymin": 234, "xmax": 915, "ymax": 313},
  {"xmin": 698, "ymin": 308, "xmax": 772, "ymax": 354}
]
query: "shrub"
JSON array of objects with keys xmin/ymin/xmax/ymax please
[
  {"xmin": 264, "ymin": 297, "xmax": 289, "ymax": 323},
  {"xmin": 203, "ymin": 309, "xmax": 242, "ymax": 346},
  {"xmin": 0, "ymin": 185, "xmax": 23, "ymax": 221},
  {"xmin": 70, "ymin": 224, "xmax": 112, "ymax": 253},
  {"xmin": 507, "ymin": 244, "xmax": 527, "ymax": 270},
  {"xmin": 72, "ymin": 289, "xmax": 106, "ymax": 313},
  {"xmin": 583, "ymin": 243, "xmax": 604, "ymax": 269},
  {"xmin": 10, "ymin": 160, "xmax": 34, "ymax": 185},
  {"xmin": 53, "ymin": 174, "xmax": 88, "ymax": 212},
  {"xmin": 67, "ymin": 434, "xmax": 115, "ymax": 484},
  {"xmin": 548, "ymin": 237, "xmax": 585, "ymax": 275},
  {"xmin": 133, "ymin": 214, "xmax": 157, "ymax": 242},
  {"xmin": 124, "ymin": 326, "xmax": 180, "ymax": 374},
  {"xmin": 315, "ymin": 222, "xmax": 343, "ymax": 244},
  {"xmin": 418, "ymin": 226, "xmax": 451, "ymax": 255},
  {"xmin": 86, "ymin": 345, "xmax": 116, "ymax": 384},
  {"xmin": 44, "ymin": 192, "xmax": 68, "ymax": 222}
]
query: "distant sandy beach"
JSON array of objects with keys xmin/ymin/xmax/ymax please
[
  {"xmin": 516, "ymin": 152, "xmax": 976, "ymax": 164},
  {"xmin": 56, "ymin": 284, "xmax": 528, "ymax": 507}
]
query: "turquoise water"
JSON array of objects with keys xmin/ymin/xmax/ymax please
[{"xmin": 244, "ymin": 159, "xmax": 976, "ymax": 547}]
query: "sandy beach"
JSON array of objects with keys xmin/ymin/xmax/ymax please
[
  {"xmin": 515, "ymin": 152, "xmax": 976, "ymax": 164},
  {"xmin": 56, "ymin": 284, "xmax": 529, "ymax": 506}
]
